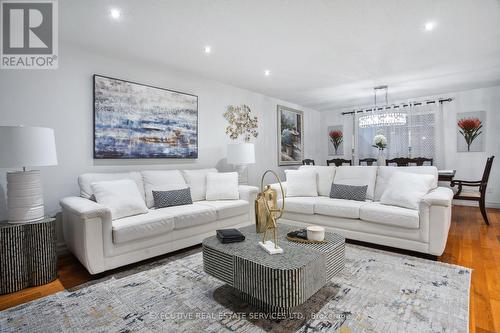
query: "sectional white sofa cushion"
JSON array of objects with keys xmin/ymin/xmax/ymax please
[
  {"xmin": 333, "ymin": 166, "xmax": 378, "ymax": 200},
  {"xmin": 112, "ymin": 209, "xmax": 175, "ymax": 244},
  {"xmin": 360, "ymin": 202, "xmax": 420, "ymax": 229},
  {"xmin": 142, "ymin": 170, "xmax": 187, "ymax": 208},
  {"xmin": 380, "ymin": 172, "xmax": 435, "ymax": 210},
  {"xmin": 299, "ymin": 165, "xmax": 336, "ymax": 196},
  {"xmin": 285, "ymin": 169, "xmax": 318, "ymax": 197},
  {"xmin": 182, "ymin": 168, "xmax": 218, "ymax": 201},
  {"xmin": 206, "ymin": 172, "xmax": 239, "ymax": 200},
  {"xmin": 314, "ymin": 197, "xmax": 367, "ymax": 219},
  {"xmin": 199, "ymin": 200, "xmax": 249, "ymax": 219},
  {"xmin": 91, "ymin": 179, "xmax": 148, "ymax": 220},
  {"xmin": 61, "ymin": 168, "xmax": 259, "ymax": 274}
]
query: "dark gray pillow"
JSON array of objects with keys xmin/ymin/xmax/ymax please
[
  {"xmin": 153, "ymin": 188, "xmax": 193, "ymax": 208},
  {"xmin": 330, "ymin": 184, "xmax": 368, "ymax": 201}
]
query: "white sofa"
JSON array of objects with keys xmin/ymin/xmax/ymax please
[
  {"xmin": 60, "ymin": 169, "xmax": 258, "ymax": 274},
  {"xmin": 271, "ymin": 165, "xmax": 454, "ymax": 256}
]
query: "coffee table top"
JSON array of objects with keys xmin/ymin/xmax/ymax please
[{"xmin": 202, "ymin": 224, "xmax": 345, "ymax": 270}]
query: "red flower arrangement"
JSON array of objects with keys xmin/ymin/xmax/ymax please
[
  {"xmin": 329, "ymin": 130, "xmax": 343, "ymax": 155},
  {"xmin": 458, "ymin": 117, "xmax": 482, "ymax": 151}
]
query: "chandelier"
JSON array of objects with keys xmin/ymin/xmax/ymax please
[{"xmin": 358, "ymin": 86, "xmax": 407, "ymax": 128}]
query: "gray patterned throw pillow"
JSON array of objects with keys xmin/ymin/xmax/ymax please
[
  {"xmin": 330, "ymin": 183, "xmax": 368, "ymax": 201},
  {"xmin": 153, "ymin": 188, "xmax": 193, "ymax": 208}
]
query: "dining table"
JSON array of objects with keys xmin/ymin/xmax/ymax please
[{"xmin": 438, "ymin": 169, "xmax": 456, "ymax": 182}]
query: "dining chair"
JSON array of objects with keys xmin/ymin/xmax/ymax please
[
  {"xmin": 359, "ymin": 158, "xmax": 377, "ymax": 166},
  {"xmin": 385, "ymin": 157, "xmax": 412, "ymax": 166},
  {"xmin": 414, "ymin": 157, "xmax": 433, "ymax": 166},
  {"xmin": 302, "ymin": 159, "xmax": 315, "ymax": 166},
  {"xmin": 451, "ymin": 156, "xmax": 495, "ymax": 225},
  {"xmin": 327, "ymin": 158, "xmax": 352, "ymax": 167}
]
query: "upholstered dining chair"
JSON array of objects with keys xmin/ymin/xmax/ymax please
[
  {"xmin": 359, "ymin": 158, "xmax": 377, "ymax": 166},
  {"xmin": 451, "ymin": 156, "xmax": 495, "ymax": 225},
  {"xmin": 386, "ymin": 157, "xmax": 412, "ymax": 166},
  {"xmin": 302, "ymin": 159, "xmax": 315, "ymax": 165},
  {"xmin": 327, "ymin": 158, "xmax": 352, "ymax": 167}
]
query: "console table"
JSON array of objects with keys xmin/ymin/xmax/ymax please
[{"xmin": 0, "ymin": 217, "xmax": 57, "ymax": 294}]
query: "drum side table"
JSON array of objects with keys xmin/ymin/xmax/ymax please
[{"xmin": 0, "ymin": 217, "xmax": 57, "ymax": 294}]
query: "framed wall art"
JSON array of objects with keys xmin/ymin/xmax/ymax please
[
  {"xmin": 457, "ymin": 111, "xmax": 485, "ymax": 152},
  {"xmin": 94, "ymin": 75, "xmax": 198, "ymax": 159},
  {"xmin": 277, "ymin": 105, "xmax": 304, "ymax": 166},
  {"xmin": 327, "ymin": 125, "xmax": 344, "ymax": 156}
]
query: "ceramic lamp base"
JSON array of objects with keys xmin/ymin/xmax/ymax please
[
  {"xmin": 235, "ymin": 165, "xmax": 249, "ymax": 185},
  {"xmin": 259, "ymin": 241, "xmax": 284, "ymax": 254},
  {"xmin": 7, "ymin": 170, "xmax": 44, "ymax": 224}
]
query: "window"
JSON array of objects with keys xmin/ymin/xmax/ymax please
[{"xmin": 356, "ymin": 103, "xmax": 439, "ymax": 166}]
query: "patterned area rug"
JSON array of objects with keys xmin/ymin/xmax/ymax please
[{"xmin": 0, "ymin": 245, "xmax": 470, "ymax": 332}]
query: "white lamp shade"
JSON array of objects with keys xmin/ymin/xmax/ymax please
[
  {"xmin": 0, "ymin": 126, "xmax": 58, "ymax": 168},
  {"xmin": 227, "ymin": 143, "xmax": 255, "ymax": 165}
]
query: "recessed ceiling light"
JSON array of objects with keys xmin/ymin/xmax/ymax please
[
  {"xmin": 424, "ymin": 22, "xmax": 435, "ymax": 31},
  {"xmin": 110, "ymin": 8, "xmax": 121, "ymax": 20},
  {"xmin": 264, "ymin": 70, "xmax": 271, "ymax": 76},
  {"xmin": 204, "ymin": 46, "xmax": 211, "ymax": 54}
]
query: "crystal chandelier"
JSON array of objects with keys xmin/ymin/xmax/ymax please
[{"xmin": 358, "ymin": 86, "xmax": 407, "ymax": 128}]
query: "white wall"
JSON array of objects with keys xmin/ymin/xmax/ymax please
[
  {"xmin": 320, "ymin": 85, "xmax": 500, "ymax": 205},
  {"xmin": 0, "ymin": 43, "xmax": 322, "ymax": 236}
]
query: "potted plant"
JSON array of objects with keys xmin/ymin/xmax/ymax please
[
  {"xmin": 329, "ymin": 130, "xmax": 343, "ymax": 155},
  {"xmin": 372, "ymin": 134, "xmax": 388, "ymax": 166},
  {"xmin": 458, "ymin": 117, "xmax": 482, "ymax": 152}
]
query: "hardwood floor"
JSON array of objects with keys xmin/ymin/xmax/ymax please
[
  {"xmin": 439, "ymin": 205, "xmax": 500, "ymax": 333},
  {"xmin": 0, "ymin": 205, "xmax": 498, "ymax": 332}
]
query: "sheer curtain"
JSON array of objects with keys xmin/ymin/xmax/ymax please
[{"xmin": 356, "ymin": 102, "xmax": 442, "ymax": 167}]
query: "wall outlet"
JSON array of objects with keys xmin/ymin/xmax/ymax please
[{"xmin": 487, "ymin": 187, "xmax": 494, "ymax": 194}]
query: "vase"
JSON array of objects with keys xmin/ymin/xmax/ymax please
[{"xmin": 377, "ymin": 150, "xmax": 385, "ymax": 166}]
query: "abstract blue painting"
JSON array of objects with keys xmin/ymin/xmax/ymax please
[{"xmin": 94, "ymin": 75, "xmax": 198, "ymax": 159}]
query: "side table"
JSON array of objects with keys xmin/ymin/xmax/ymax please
[{"xmin": 0, "ymin": 217, "xmax": 58, "ymax": 294}]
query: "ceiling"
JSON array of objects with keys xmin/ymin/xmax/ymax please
[{"xmin": 61, "ymin": 0, "xmax": 500, "ymax": 111}]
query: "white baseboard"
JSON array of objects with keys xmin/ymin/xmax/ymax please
[
  {"xmin": 452, "ymin": 200, "xmax": 500, "ymax": 209},
  {"xmin": 56, "ymin": 242, "xmax": 69, "ymax": 255}
]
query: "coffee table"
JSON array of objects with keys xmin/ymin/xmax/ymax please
[{"xmin": 202, "ymin": 224, "xmax": 345, "ymax": 314}]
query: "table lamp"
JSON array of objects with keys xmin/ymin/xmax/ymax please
[
  {"xmin": 0, "ymin": 126, "xmax": 58, "ymax": 223},
  {"xmin": 227, "ymin": 143, "xmax": 255, "ymax": 185}
]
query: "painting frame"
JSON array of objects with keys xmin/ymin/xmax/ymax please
[
  {"xmin": 93, "ymin": 74, "xmax": 198, "ymax": 159},
  {"xmin": 456, "ymin": 110, "xmax": 485, "ymax": 153},
  {"xmin": 327, "ymin": 125, "xmax": 344, "ymax": 156},
  {"xmin": 277, "ymin": 105, "xmax": 304, "ymax": 166}
]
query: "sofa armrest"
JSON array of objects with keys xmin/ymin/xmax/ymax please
[
  {"xmin": 238, "ymin": 185, "xmax": 259, "ymax": 202},
  {"xmin": 421, "ymin": 187, "xmax": 454, "ymax": 207},
  {"xmin": 60, "ymin": 196, "xmax": 111, "ymax": 220},
  {"xmin": 269, "ymin": 182, "xmax": 287, "ymax": 200}
]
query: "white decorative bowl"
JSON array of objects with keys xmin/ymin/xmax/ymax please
[{"xmin": 307, "ymin": 226, "xmax": 325, "ymax": 241}]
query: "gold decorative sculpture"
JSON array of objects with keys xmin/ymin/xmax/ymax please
[{"xmin": 255, "ymin": 170, "xmax": 285, "ymax": 254}]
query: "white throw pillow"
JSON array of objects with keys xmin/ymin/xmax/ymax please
[
  {"xmin": 380, "ymin": 172, "xmax": 435, "ymax": 210},
  {"xmin": 182, "ymin": 168, "xmax": 218, "ymax": 201},
  {"xmin": 299, "ymin": 165, "xmax": 336, "ymax": 196},
  {"xmin": 285, "ymin": 170, "xmax": 318, "ymax": 197},
  {"xmin": 205, "ymin": 172, "xmax": 239, "ymax": 200},
  {"xmin": 91, "ymin": 179, "xmax": 149, "ymax": 220},
  {"xmin": 142, "ymin": 170, "xmax": 187, "ymax": 208}
]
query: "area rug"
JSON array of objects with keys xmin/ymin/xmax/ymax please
[{"xmin": 0, "ymin": 245, "xmax": 471, "ymax": 332}]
